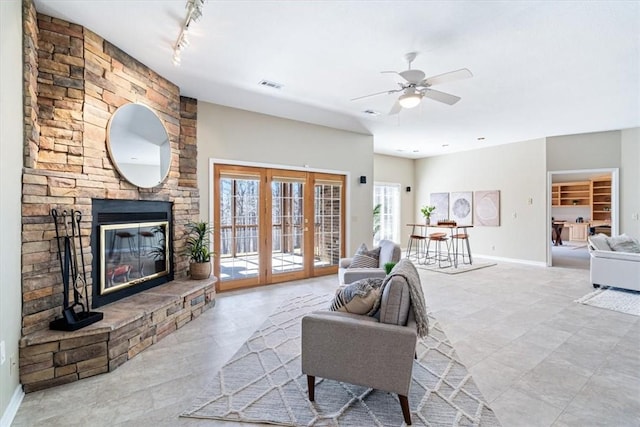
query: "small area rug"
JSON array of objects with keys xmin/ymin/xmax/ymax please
[
  {"xmin": 417, "ymin": 261, "xmax": 496, "ymax": 275},
  {"xmin": 575, "ymin": 287, "xmax": 640, "ymax": 316},
  {"xmin": 181, "ymin": 293, "xmax": 500, "ymax": 426}
]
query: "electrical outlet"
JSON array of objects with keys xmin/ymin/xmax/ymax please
[
  {"xmin": 10, "ymin": 354, "xmax": 16, "ymax": 376},
  {"xmin": 491, "ymin": 245, "xmax": 495, "ymax": 251},
  {"xmin": 0, "ymin": 341, "xmax": 5, "ymax": 365}
]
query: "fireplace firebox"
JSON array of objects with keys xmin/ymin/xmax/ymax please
[{"xmin": 91, "ymin": 199, "xmax": 174, "ymax": 307}]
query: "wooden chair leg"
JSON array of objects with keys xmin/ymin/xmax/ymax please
[
  {"xmin": 399, "ymin": 394, "xmax": 411, "ymax": 425},
  {"xmin": 307, "ymin": 375, "xmax": 315, "ymax": 401}
]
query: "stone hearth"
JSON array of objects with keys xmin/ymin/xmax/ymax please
[{"xmin": 19, "ymin": 277, "xmax": 216, "ymax": 392}]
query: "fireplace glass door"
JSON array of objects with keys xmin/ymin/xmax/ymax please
[{"xmin": 100, "ymin": 221, "xmax": 169, "ymax": 294}]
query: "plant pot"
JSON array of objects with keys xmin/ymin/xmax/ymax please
[{"xmin": 189, "ymin": 261, "xmax": 211, "ymax": 280}]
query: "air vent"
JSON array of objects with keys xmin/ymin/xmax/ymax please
[
  {"xmin": 258, "ymin": 80, "xmax": 283, "ymax": 90},
  {"xmin": 363, "ymin": 109, "xmax": 380, "ymax": 116}
]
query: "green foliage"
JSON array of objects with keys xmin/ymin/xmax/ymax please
[
  {"xmin": 384, "ymin": 261, "xmax": 397, "ymax": 275},
  {"xmin": 183, "ymin": 221, "xmax": 214, "ymax": 263},
  {"xmin": 420, "ymin": 205, "xmax": 436, "ymax": 219},
  {"xmin": 148, "ymin": 225, "xmax": 166, "ymax": 261},
  {"xmin": 373, "ymin": 203, "xmax": 382, "ymax": 237}
]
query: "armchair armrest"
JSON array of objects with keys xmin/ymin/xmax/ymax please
[
  {"xmin": 301, "ymin": 311, "xmax": 417, "ymax": 396},
  {"xmin": 339, "ymin": 257, "xmax": 353, "ymax": 269},
  {"xmin": 342, "ymin": 268, "xmax": 387, "ymax": 284}
]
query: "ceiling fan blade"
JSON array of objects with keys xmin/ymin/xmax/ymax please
[
  {"xmin": 422, "ymin": 68, "xmax": 473, "ymax": 87},
  {"xmin": 350, "ymin": 88, "xmax": 402, "ymax": 101},
  {"xmin": 389, "ymin": 100, "xmax": 402, "ymax": 115},
  {"xmin": 422, "ymin": 88, "xmax": 461, "ymax": 105}
]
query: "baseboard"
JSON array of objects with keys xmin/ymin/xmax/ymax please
[
  {"xmin": 473, "ymin": 254, "xmax": 547, "ymax": 267},
  {"xmin": 0, "ymin": 384, "xmax": 24, "ymax": 427}
]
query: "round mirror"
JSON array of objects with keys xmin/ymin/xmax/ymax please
[{"xmin": 106, "ymin": 103, "xmax": 171, "ymax": 188}]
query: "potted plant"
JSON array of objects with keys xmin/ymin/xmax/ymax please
[
  {"xmin": 183, "ymin": 221, "xmax": 213, "ymax": 279},
  {"xmin": 420, "ymin": 205, "xmax": 436, "ymax": 225}
]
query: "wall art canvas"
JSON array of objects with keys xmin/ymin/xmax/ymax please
[
  {"xmin": 429, "ymin": 193, "xmax": 449, "ymax": 223},
  {"xmin": 474, "ymin": 190, "xmax": 500, "ymax": 226},
  {"xmin": 450, "ymin": 192, "xmax": 473, "ymax": 225}
]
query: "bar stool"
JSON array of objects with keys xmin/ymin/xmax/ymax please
[
  {"xmin": 406, "ymin": 233, "xmax": 427, "ymax": 261},
  {"xmin": 451, "ymin": 232, "xmax": 472, "ymax": 267},
  {"xmin": 425, "ymin": 232, "xmax": 452, "ymax": 268}
]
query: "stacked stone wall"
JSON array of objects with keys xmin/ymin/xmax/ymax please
[{"xmin": 21, "ymin": 0, "xmax": 202, "ymax": 363}]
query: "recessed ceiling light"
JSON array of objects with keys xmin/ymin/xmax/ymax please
[
  {"xmin": 442, "ymin": 144, "xmax": 449, "ymax": 148},
  {"xmin": 258, "ymin": 80, "xmax": 283, "ymax": 90},
  {"xmin": 412, "ymin": 150, "xmax": 419, "ymax": 153},
  {"xmin": 362, "ymin": 109, "xmax": 380, "ymax": 116}
]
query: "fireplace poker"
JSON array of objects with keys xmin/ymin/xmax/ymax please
[
  {"xmin": 69, "ymin": 209, "xmax": 86, "ymax": 313},
  {"xmin": 51, "ymin": 209, "xmax": 69, "ymax": 309},
  {"xmin": 74, "ymin": 210, "xmax": 91, "ymax": 313}
]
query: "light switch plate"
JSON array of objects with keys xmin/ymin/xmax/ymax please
[{"xmin": 0, "ymin": 340, "xmax": 5, "ymax": 365}]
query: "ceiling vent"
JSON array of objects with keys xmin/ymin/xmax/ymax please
[
  {"xmin": 258, "ymin": 80, "xmax": 283, "ymax": 90},
  {"xmin": 363, "ymin": 109, "xmax": 380, "ymax": 116}
]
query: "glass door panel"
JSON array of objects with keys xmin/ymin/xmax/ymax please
[
  {"xmin": 218, "ymin": 173, "xmax": 261, "ymax": 285},
  {"xmin": 313, "ymin": 175, "xmax": 344, "ymax": 274},
  {"xmin": 270, "ymin": 173, "xmax": 306, "ymax": 281}
]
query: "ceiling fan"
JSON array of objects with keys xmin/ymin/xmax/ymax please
[{"xmin": 352, "ymin": 52, "xmax": 473, "ymax": 114}]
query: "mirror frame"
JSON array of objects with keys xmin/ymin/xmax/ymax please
[{"xmin": 106, "ymin": 103, "xmax": 172, "ymax": 188}]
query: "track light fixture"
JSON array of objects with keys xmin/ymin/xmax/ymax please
[{"xmin": 173, "ymin": 0, "xmax": 205, "ymax": 66}]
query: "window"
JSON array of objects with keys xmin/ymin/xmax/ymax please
[{"xmin": 373, "ymin": 183, "xmax": 400, "ymax": 246}]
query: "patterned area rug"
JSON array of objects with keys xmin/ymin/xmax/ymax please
[
  {"xmin": 182, "ymin": 293, "xmax": 500, "ymax": 426},
  {"xmin": 575, "ymin": 287, "xmax": 640, "ymax": 316},
  {"xmin": 417, "ymin": 261, "xmax": 496, "ymax": 275}
]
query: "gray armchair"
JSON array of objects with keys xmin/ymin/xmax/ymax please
[
  {"xmin": 301, "ymin": 272, "xmax": 418, "ymax": 425},
  {"xmin": 338, "ymin": 239, "xmax": 401, "ymax": 284}
]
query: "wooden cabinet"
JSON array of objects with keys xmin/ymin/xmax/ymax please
[
  {"xmin": 552, "ymin": 181, "xmax": 591, "ymax": 207},
  {"xmin": 569, "ymin": 223, "xmax": 589, "ymax": 241},
  {"xmin": 591, "ymin": 176, "xmax": 612, "ymax": 222}
]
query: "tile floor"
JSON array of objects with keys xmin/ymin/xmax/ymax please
[{"xmin": 11, "ymin": 259, "xmax": 640, "ymax": 426}]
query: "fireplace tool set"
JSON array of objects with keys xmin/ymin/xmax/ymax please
[{"xmin": 50, "ymin": 208, "xmax": 103, "ymax": 331}]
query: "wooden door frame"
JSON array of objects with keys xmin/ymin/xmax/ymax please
[{"xmin": 211, "ymin": 160, "xmax": 349, "ymax": 291}]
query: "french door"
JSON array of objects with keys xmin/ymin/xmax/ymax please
[{"xmin": 213, "ymin": 164, "xmax": 345, "ymax": 291}]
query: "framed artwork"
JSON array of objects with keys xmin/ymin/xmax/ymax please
[
  {"xmin": 429, "ymin": 193, "xmax": 449, "ymax": 223},
  {"xmin": 450, "ymin": 192, "xmax": 473, "ymax": 225},
  {"xmin": 474, "ymin": 190, "xmax": 500, "ymax": 226}
]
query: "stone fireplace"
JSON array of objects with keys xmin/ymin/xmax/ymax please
[{"xmin": 18, "ymin": 1, "xmax": 214, "ymax": 392}]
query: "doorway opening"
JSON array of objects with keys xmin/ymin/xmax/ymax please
[{"xmin": 547, "ymin": 168, "xmax": 619, "ymax": 268}]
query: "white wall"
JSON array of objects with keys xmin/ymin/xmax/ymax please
[
  {"xmin": 373, "ymin": 154, "xmax": 415, "ymax": 248},
  {"xmin": 415, "ymin": 138, "xmax": 547, "ymax": 263},
  {"xmin": 196, "ymin": 101, "xmax": 374, "ymax": 254},
  {"xmin": 620, "ymin": 128, "xmax": 640, "ymax": 239},
  {"xmin": 0, "ymin": 0, "xmax": 25, "ymax": 422}
]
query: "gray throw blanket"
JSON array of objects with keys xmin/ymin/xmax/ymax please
[{"xmin": 373, "ymin": 258, "xmax": 429, "ymax": 338}]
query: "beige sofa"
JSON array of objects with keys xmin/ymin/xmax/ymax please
[{"xmin": 588, "ymin": 233, "xmax": 640, "ymax": 292}]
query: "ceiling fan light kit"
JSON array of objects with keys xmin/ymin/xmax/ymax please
[
  {"xmin": 353, "ymin": 52, "xmax": 473, "ymax": 114},
  {"xmin": 398, "ymin": 91, "xmax": 422, "ymax": 109}
]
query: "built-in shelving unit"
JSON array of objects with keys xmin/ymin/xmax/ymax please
[
  {"xmin": 591, "ymin": 176, "xmax": 612, "ymax": 222},
  {"xmin": 551, "ymin": 181, "xmax": 591, "ymax": 207}
]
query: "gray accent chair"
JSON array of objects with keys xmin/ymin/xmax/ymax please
[
  {"xmin": 338, "ymin": 239, "xmax": 401, "ymax": 284},
  {"xmin": 301, "ymin": 273, "xmax": 417, "ymax": 425}
]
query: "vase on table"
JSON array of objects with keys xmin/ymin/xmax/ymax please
[{"xmin": 425, "ymin": 217, "xmax": 431, "ymax": 226}]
